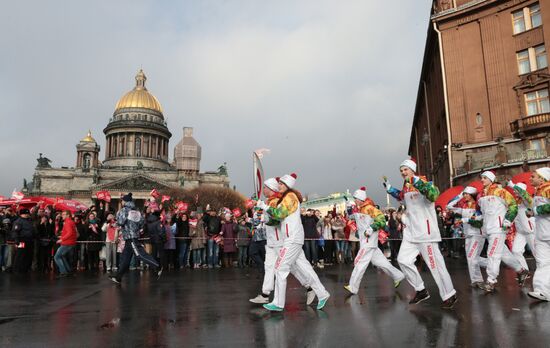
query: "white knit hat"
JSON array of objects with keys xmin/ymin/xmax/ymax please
[
  {"xmin": 400, "ymin": 158, "xmax": 417, "ymax": 172},
  {"xmin": 264, "ymin": 177, "xmax": 280, "ymax": 192},
  {"xmin": 279, "ymin": 173, "xmax": 297, "ymax": 189},
  {"xmin": 515, "ymin": 183, "xmax": 527, "ymax": 191},
  {"xmin": 481, "ymin": 170, "xmax": 496, "ymax": 182},
  {"xmin": 353, "ymin": 187, "xmax": 367, "ymax": 201},
  {"xmin": 463, "ymin": 186, "xmax": 478, "ymax": 195},
  {"xmin": 536, "ymin": 167, "xmax": 550, "ymax": 181}
]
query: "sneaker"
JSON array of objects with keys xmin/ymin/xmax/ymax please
[
  {"xmin": 394, "ymin": 279, "xmax": 403, "ymax": 289},
  {"xmin": 157, "ymin": 266, "xmax": 163, "ymax": 280},
  {"xmin": 471, "ymin": 281, "xmax": 484, "ymax": 289},
  {"xmin": 441, "ymin": 294, "xmax": 458, "ymax": 310},
  {"xmin": 306, "ymin": 289, "xmax": 316, "ymax": 305},
  {"xmin": 109, "ymin": 276, "xmax": 121, "ymax": 284},
  {"xmin": 528, "ymin": 291, "xmax": 549, "ymax": 302},
  {"xmin": 344, "ymin": 285, "xmax": 355, "ymax": 294},
  {"xmin": 250, "ymin": 294, "xmax": 270, "ymax": 304},
  {"xmin": 55, "ymin": 273, "xmax": 68, "ymax": 279},
  {"xmin": 481, "ymin": 282, "xmax": 496, "ymax": 293},
  {"xmin": 263, "ymin": 303, "xmax": 284, "ymax": 312},
  {"xmin": 409, "ymin": 289, "xmax": 430, "ymax": 304},
  {"xmin": 517, "ymin": 270, "xmax": 530, "ymax": 286},
  {"xmin": 317, "ymin": 262, "xmax": 324, "ymax": 269},
  {"xmin": 317, "ymin": 294, "xmax": 330, "ymax": 310}
]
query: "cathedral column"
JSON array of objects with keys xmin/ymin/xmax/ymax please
[{"xmin": 149, "ymin": 134, "xmax": 152, "ymax": 158}]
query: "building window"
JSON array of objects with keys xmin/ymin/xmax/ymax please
[
  {"xmin": 135, "ymin": 137, "xmax": 141, "ymax": 157},
  {"xmin": 530, "ymin": 138, "xmax": 545, "ymax": 151},
  {"xmin": 120, "ymin": 137, "xmax": 125, "ymax": 156},
  {"xmin": 512, "ymin": 3, "xmax": 542, "ymax": 34},
  {"xmin": 517, "ymin": 49, "xmax": 531, "ymax": 74},
  {"xmin": 513, "ymin": 10, "xmax": 526, "ymax": 34},
  {"xmin": 531, "ymin": 3, "xmax": 542, "ymax": 28},
  {"xmin": 517, "ymin": 45, "xmax": 547, "ymax": 74},
  {"xmin": 535, "ymin": 45, "xmax": 548, "ymax": 70},
  {"xmin": 525, "ymin": 89, "xmax": 550, "ymax": 116},
  {"xmin": 83, "ymin": 153, "xmax": 91, "ymax": 169}
]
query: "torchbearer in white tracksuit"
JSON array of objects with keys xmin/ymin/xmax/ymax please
[
  {"xmin": 249, "ymin": 177, "xmax": 316, "ymax": 305},
  {"xmin": 344, "ymin": 187, "xmax": 405, "ymax": 295},
  {"xmin": 260, "ymin": 173, "xmax": 330, "ymax": 312},
  {"xmin": 446, "ymin": 186, "xmax": 488, "ymax": 288},
  {"xmin": 523, "ymin": 167, "xmax": 550, "ymax": 302},
  {"xmin": 509, "ymin": 182, "xmax": 537, "ymax": 272},
  {"xmin": 476, "ymin": 170, "xmax": 529, "ymax": 293},
  {"xmin": 384, "ymin": 158, "xmax": 457, "ymax": 309}
]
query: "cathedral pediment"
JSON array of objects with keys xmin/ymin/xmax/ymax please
[{"xmin": 93, "ymin": 173, "xmax": 174, "ymax": 191}]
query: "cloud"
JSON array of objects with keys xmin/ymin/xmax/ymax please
[{"xmin": 0, "ymin": 0, "xmax": 432, "ymax": 204}]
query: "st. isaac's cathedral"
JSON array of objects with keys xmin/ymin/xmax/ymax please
[{"xmin": 27, "ymin": 70, "xmax": 229, "ymax": 205}]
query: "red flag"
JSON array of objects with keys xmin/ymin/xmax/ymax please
[
  {"xmin": 245, "ymin": 199, "xmax": 255, "ymax": 210},
  {"xmin": 11, "ymin": 190, "xmax": 24, "ymax": 201},
  {"xmin": 150, "ymin": 189, "xmax": 160, "ymax": 199},
  {"xmin": 177, "ymin": 202, "xmax": 189, "ymax": 212},
  {"xmin": 232, "ymin": 208, "xmax": 242, "ymax": 218},
  {"xmin": 161, "ymin": 195, "xmax": 171, "ymax": 203},
  {"xmin": 96, "ymin": 191, "xmax": 112, "ymax": 202}
]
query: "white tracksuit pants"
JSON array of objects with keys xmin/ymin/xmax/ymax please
[
  {"xmin": 465, "ymin": 236, "xmax": 488, "ymax": 284},
  {"xmin": 348, "ymin": 247, "xmax": 404, "ymax": 294},
  {"xmin": 512, "ymin": 233, "xmax": 536, "ymax": 271},
  {"xmin": 263, "ymin": 245, "xmax": 310, "ymax": 295},
  {"xmin": 397, "ymin": 240, "xmax": 456, "ymax": 301},
  {"xmin": 533, "ymin": 239, "xmax": 550, "ymax": 298},
  {"xmin": 486, "ymin": 233, "xmax": 523, "ymax": 284},
  {"xmin": 272, "ymin": 243, "xmax": 329, "ymax": 308}
]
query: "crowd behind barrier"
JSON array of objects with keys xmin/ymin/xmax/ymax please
[{"xmin": 0, "ymin": 200, "xmax": 512, "ymax": 276}]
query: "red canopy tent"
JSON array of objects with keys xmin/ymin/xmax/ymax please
[
  {"xmin": 0, "ymin": 196, "xmax": 87, "ymax": 213},
  {"xmin": 436, "ymin": 186, "xmax": 464, "ymax": 209}
]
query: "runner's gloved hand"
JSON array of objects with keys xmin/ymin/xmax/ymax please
[
  {"xmin": 502, "ymin": 219, "xmax": 512, "ymax": 231},
  {"xmin": 346, "ymin": 202, "xmax": 354, "ymax": 215},
  {"xmin": 382, "ymin": 176, "xmax": 392, "ymax": 191},
  {"xmin": 255, "ymin": 200, "xmax": 268, "ymax": 211}
]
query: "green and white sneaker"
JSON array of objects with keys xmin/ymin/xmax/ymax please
[
  {"xmin": 263, "ymin": 303, "xmax": 284, "ymax": 312},
  {"xmin": 317, "ymin": 294, "xmax": 330, "ymax": 310}
]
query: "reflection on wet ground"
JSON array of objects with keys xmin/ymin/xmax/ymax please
[{"xmin": 1, "ymin": 259, "xmax": 549, "ymax": 347}]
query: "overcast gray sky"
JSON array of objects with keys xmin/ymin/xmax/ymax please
[{"xmin": 0, "ymin": 0, "xmax": 433, "ymax": 204}]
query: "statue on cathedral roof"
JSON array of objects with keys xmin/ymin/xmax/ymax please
[{"xmin": 36, "ymin": 153, "xmax": 52, "ymax": 168}]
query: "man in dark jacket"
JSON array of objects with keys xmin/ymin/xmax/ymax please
[
  {"xmin": 301, "ymin": 209, "xmax": 319, "ymax": 265},
  {"xmin": 176, "ymin": 213, "xmax": 190, "ymax": 269},
  {"xmin": 110, "ymin": 193, "xmax": 161, "ymax": 284},
  {"xmin": 147, "ymin": 211, "xmax": 165, "ymax": 265},
  {"xmin": 203, "ymin": 208, "xmax": 222, "ymax": 268},
  {"xmin": 12, "ymin": 209, "xmax": 36, "ymax": 273}
]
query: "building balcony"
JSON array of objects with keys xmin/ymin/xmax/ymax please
[
  {"xmin": 510, "ymin": 113, "xmax": 550, "ymax": 136},
  {"xmin": 455, "ymin": 148, "xmax": 548, "ymax": 177}
]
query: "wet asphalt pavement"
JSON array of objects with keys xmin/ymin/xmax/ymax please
[{"xmin": 1, "ymin": 258, "xmax": 549, "ymax": 347}]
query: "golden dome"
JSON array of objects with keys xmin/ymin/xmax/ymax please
[
  {"xmin": 81, "ymin": 130, "xmax": 96, "ymax": 143},
  {"xmin": 114, "ymin": 69, "xmax": 163, "ymax": 114}
]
